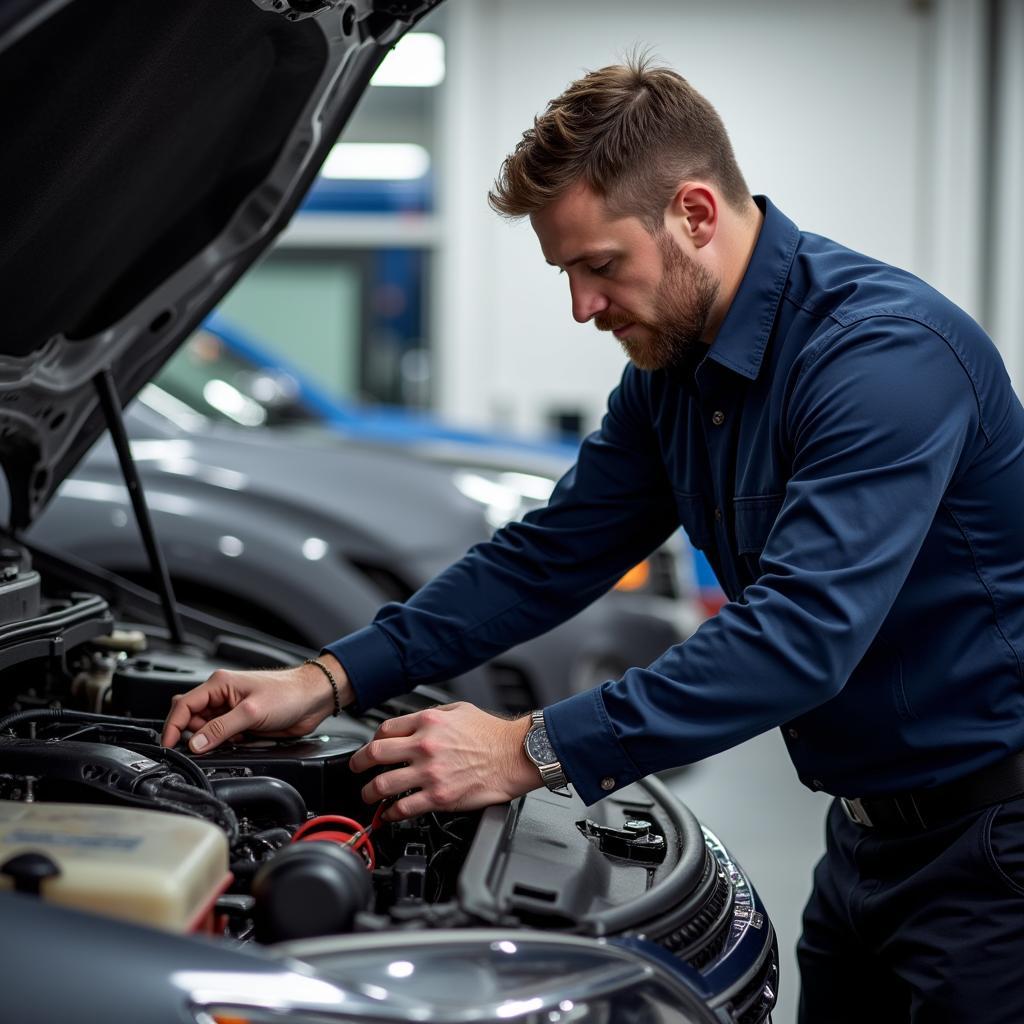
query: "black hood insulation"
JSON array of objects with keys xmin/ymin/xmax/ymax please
[{"xmin": 0, "ymin": 0, "xmax": 325, "ymax": 356}]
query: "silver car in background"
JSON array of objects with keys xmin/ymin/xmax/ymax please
[{"xmin": 25, "ymin": 384, "xmax": 702, "ymax": 711}]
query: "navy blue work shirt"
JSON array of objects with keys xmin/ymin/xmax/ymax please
[{"xmin": 327, "ymin": 196, "xmax": 1024, "ymax": 807}]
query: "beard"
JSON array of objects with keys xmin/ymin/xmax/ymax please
[{"xmin": 595, "ymin": 233, "xmax": 719, "ymax": 372}]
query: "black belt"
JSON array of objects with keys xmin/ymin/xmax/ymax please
[{"xmin": 841, "ymin": 750, "xmax": 1024, "ymax": 830}]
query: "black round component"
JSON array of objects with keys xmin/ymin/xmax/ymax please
[
  {"xmin": 252, "ymin": 842, "xmax": 372, "ymax": 942},
  {"xmin": 1, "ymin": 851, "xmax": 61, "ymax": 895}
]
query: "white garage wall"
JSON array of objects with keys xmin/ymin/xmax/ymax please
[
  {"xmin": 433, "ymin": 0, "xmax": 995, "ymax": 436},
  {"xmin": 990, "ymin": 0, "xmax": 1024, "ymax": 391}
]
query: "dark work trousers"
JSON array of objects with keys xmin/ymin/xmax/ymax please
[{"xmin": 797, "ymin": 795, "xmax": 1024, "ymax": 1022}]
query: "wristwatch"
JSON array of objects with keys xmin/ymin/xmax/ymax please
[{"xmin": 523, "ymin": 710, "xmax": 571, "ymax": 794}]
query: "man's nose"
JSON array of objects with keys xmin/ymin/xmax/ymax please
[{"xmin": 570, "ymin": 282, "xmax": 608, "ymax": 324}]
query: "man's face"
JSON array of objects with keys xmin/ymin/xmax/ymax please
[{"xmin": 531, "ymin": 182, "xmax": 719, "ymax": 371}]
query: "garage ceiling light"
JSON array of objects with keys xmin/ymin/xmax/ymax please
[
  {"xmin": 371, "ymin": 33, "xmax": 445, "ymax": 87},
  {"xmin": 321, "ymin": 143, "xmax": 430, "ymax": 180}
]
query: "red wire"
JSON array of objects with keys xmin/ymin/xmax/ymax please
[
  {"xmin": 291, "ymin": 813, "xmax": 379, "ymax": 869},
  {"xmin": 299, "ymin": 830, "xmax": 376, "ymax": 869},
  {"xmin": 300, "ymin": 830, "xmax": 355, "ymax": 844},
  {"xmin": 293, "ymin": 815, "xmax": 369, "ymax": 840}
]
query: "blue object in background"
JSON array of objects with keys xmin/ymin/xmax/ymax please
[
  {"xmin": 201, "ymin": 312, "xmax": 576, "ymax": 456},
  {"xmin": 693, "ymin": 549, "xmax": 726, "ymax": 616},
  {"xmin": 301, "ymin": 174, "xmax": 434, "ymax": 214}
]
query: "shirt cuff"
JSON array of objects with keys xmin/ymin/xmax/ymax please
[
  {"xmin": 323, "ymin": 624, "xmax": 406, "ymax": 714},
  {"xmin": 544, "ymin": 686, "xmax": 642, "ymax": 806}
]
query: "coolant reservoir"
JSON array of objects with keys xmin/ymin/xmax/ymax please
[{"xmin": 0, "ymin": 802, "xmax": 230, "ymax": 932}]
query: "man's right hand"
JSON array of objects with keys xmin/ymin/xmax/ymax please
[{"xmin": 160, "ymin": 653, "xmax": 353, "ymax": 754}]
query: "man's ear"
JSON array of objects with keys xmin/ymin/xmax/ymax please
[{"xmin": 666, "ymin": 183, "xmax": 718, "ymax": 249}]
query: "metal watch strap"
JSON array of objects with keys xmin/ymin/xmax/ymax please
[
  {"xmin": 529, "ymin": 710, "xmax": 570, "ymax": 792},
  {"xmin": 537, "ymin": 761, "xmax": 570, "ymax": 791}
]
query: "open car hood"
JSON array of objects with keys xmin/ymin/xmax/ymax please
[{"xmin": 0, "ymin": 0, "xmax": 441, "ymax": 531}]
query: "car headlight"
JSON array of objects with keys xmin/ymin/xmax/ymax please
[
  {"xmin": 452, "ymin": 470, "xmax": 557, "ymax": 530},
  {"xmin": 207, "ymin": 931, "xmax": 717, "ymax": 1023}
]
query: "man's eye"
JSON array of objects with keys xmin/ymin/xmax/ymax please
[{"xmin": 590, "ymin": 262, "xmax": 612, "ymax": 276}]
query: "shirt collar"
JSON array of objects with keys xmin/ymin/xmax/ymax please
[{"xmin": 705, "ymin": 195, "xmax": 800, "ymax": 381}]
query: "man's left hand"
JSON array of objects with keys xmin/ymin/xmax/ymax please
[{"xmin": 349, "ymin": 702, "xmax": 540, "ymax": 821}]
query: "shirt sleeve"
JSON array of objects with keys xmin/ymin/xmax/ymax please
[
  {"xmin": 545, "ymin": 316, "xmax": 984, "ymax": 805},
  {"xmin": 324, "ymin": 365, "xmax": 680, "ymax": 713}
]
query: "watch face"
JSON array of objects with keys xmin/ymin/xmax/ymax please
[{"xmin": 526, "ymin": 724, "xmax": 557, "ymax": 766}]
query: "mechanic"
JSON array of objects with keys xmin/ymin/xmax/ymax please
[{"xmin": 163, "ymin": 57, "xmax": 1024, "ymax": 1021}]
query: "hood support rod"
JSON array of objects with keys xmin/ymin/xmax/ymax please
[{"xmin": 94, "ymin": 369, "xmax": 185, "ymax": 645}]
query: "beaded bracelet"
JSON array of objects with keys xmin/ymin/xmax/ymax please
[{"xmin": 304, "ymin": 657, "xmax": 342, "ymax": 717}]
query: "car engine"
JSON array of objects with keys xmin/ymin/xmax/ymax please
[{"xmin": 0, "ymin": 546, "xmax": 484, "ymax": 943}]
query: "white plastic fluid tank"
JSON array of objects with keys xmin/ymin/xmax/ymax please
[{"xmin": 0, "ymin": 801, "xmax": 230, "ymax": 932}]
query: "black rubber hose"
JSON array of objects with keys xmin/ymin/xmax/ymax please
[
  {"xmin": 248, "ymin": 827, "xmax": 293, "ymax": 849},
  {"xmin": 149, "ymin": 776, "xmax": 240, "ymax": 846},
  {"xmin": 210, "ymin": 776, "xmax": 307, "ymax": 827},
  {"xmin": 111, "ymin": 781, "xmax": 226, "ymax": 834},
  {"xmin": 120, "ymin": 741, "xmax": 213, "ymax": 795}
]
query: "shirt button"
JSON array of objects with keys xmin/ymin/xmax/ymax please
[
  {"xmin": 713, "ymin": 506, "xmax": 723, "ymax": 523},
  {"xmin": 787, "ymin": 728, "xmax": 799, "ymax": 740},
  {"xmin": 600, "ymin": 777, "xmax": 616, "ymax": 791},
  {"xmin": 711, "ymin": 410, "xmax": 725, "ymax": 427}
]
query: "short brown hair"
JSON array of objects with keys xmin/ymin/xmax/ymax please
[{"xmin": 489, "ymin": 54, "xmax": 749, "ymax": 229}]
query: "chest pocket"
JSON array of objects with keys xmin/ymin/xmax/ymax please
[{"xmin": 734, "ymin": 494, "xmax": 785, "ymax": 580}]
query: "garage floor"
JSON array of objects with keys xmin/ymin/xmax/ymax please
[{"xmin": 662, "ymin": 730, "xmax": 832, "ymax": 1024}]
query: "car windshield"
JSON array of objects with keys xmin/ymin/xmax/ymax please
[{"xmin": 154, "ymin": 330, "xmax": 320, "ymax": 430}]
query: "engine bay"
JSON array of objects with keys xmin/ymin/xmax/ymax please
[{"xmin": 0, "ymin": 542, "xmax": 772, "ymax": 1011}]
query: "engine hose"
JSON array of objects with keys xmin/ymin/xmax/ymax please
[
  {"xmin": 106, "ymin": 780, "xmax": 226, "ymax": 834},
  {"xmin": 248, "ymin": 827, "xmax": 293, "ymax": 849},
  {"xmin": 144, "ymin": 776, "xmax": 240, "ymax": 846},
  {"xmin": 120, "ymin": 741, "xmax": 214, "ymax": 795},
  {"xmin": 209, "ymin": 776, "xmax": 307, "ymax": 827},
  {"xmin": 163, "ymin": 778, "xmax": 240, "ymax": 843}
]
